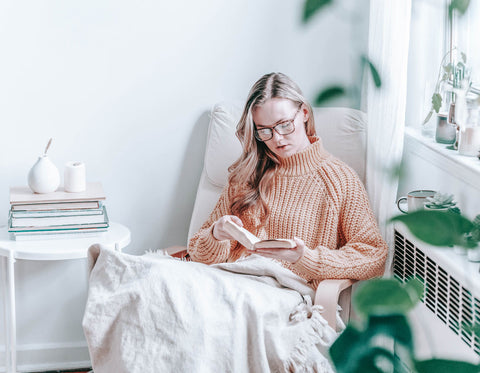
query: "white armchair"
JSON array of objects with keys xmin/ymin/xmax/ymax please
[{"xmin": 167, "ymin": 101, "xmax": 367, "ymax": 330}]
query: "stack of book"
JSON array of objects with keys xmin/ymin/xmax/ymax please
[{"xmin": 8, "ymin": 182, "xmax": 109, "ymax": 240}]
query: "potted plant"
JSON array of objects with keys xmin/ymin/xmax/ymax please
[
  {"xmin": 423, "ymin": 50, "xmax": 469, "ymax": 144},
  {"xmin": 423, "ymin": 192, "xmax": 458, "ymax": 212}
]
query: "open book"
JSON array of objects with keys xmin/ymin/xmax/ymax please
[{"xmin": 224, "ymin": 220, "xmax": 296, "ymax": 251}]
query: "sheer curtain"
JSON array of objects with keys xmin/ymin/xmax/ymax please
[{"xmin": 366, "ymin": 0, "xmax": 412, "ymax": 272}]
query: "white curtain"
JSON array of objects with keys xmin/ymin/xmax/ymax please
[{"xmin": 366, "ymin": 0, "xmax": 412, "ymax": 272}]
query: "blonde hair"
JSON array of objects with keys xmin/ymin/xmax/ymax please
[{"xmin": 229, "ymin": 72, "xmax": 316, "ymax": 226}]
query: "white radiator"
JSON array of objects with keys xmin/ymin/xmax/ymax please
[{"xmin": 393, "ymin": 224, "xmax": 480, "ymax": 363}]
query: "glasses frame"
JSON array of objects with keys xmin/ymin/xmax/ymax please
[{"xmin": 254, "ymin": 104, "xmax": 302, "ymax": 142}]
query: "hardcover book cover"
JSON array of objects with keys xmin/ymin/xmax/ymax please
[{"xmin": 10, "ymin": 182, "xmax": 106, "ymax": 205}]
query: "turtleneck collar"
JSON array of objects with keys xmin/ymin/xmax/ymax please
[{"xmin": 276, "ymin": 136, "xmax": 329, "ymax": 176}]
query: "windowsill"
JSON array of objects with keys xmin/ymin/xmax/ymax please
[{"xmin": 404, "ymin": 126, "xmax": 480, "ymax": 188}]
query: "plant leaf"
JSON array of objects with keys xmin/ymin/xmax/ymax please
[
  {"xmin": 356, "ymin": 347, "xmax": 395, "ymax": 373},
  {"xmin": 329, "ymin": 325, "xmax": 364, "ymax": 373},
  {"xmin": 444, "ymin": 63, "xmax": 453, "ymax": 74},
  {"xmin": 362, "ymin": 55, "xmax": 382, "ymax": 88},
  {"xmin": 314, "ymin": 85, "xmax": 346, "ymax": 106},
  {"xmin": 405, "ymin": 277, "xmax": 424, "ymax": 301},
  {"xmin": 463, "ymin": 321, "xmax": 480, "ymax": 335},
  {"xmin": 461, "ymin": 51, "xmax": 467, "ymax": 63},
  {"xmin": 415, "ymin": 358, "xmax": 479, "ymax": 373},
  {"xmin": 366, "ymin": 315, "xmax": 414, "ymax": 351},
  {"xmin": 302, "ymin": 0, "xmax": 334, "ymax": 23},
  {"xmin": 330, "ymin": 326, "xmax": 395, "ymax": 373},
  {"xmin": 423, "ymin": 110, "xmax": 434, "ymax": 125},
  {"xmin": 449, "ymin": 0, "xmax": 471, "ymax": 16},
  {"xmin": 432, "ymin": 93, "xmax": 442, "ymax": 113},
  {"xmin": 353, "ymin": 278, "xmax": 420, "ymax": 317},
  {"xmin": 390, "ymin": 210, "xmax": 473, "ymax": 248}
]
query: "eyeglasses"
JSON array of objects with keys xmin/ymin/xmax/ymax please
[{"xmin": 254, "ymin": 105, "xmax": 302, "ymax": 142}]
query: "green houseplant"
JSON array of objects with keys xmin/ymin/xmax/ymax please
[
  {"xmin": 422, "ymin": 50, "xmax": 468, "ymax": 125},
  {"xmin": 423, "ymin": 192, "xmax": 458, "ymax": 211}
]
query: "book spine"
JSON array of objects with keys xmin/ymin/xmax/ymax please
[
  {"xmin": 11, "ymin": 201, "xmax": 101, "ymax": 212},
  {"xmin": 8, "ymin": 206, "xmax": 110, "ymax": 232},
  {"xmin": 11, "ymin": 229, "xmax": 107, "ymax": 241},
  {"xmin": 11, "ymin": 208, "xmax": 104, "ymax": 218}
]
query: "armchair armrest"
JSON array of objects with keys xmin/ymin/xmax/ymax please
[{"xmin": 314, "ymin": 279, "xmax": 356, "ymax": 330}]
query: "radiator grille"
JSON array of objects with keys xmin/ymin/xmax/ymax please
[{"xmin": 393, "ymin": 230, "xmax": 480, "ymax": 356}]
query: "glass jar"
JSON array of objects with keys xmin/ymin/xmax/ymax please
[
  {"xmin": 435, "ymin": 113, "xmax": 457, "ymax": 144},
  {"xmin": 458, "ymin": 99, "xmax": 480, "ymax": 156}
]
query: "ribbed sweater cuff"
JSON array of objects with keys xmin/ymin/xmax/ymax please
[
  {"xmin": 292, "ymin": 247, "xmax": 321, "ymax": 277},
  {"xmin": 194, "ymin": 225, "xmax": 230, "ymax": 263}
]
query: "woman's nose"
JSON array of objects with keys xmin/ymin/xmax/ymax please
[{"xmin": 271, "ymin": 130, "xmax": 284, "ymax": 141}]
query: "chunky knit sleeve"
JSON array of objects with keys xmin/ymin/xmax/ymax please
[
  {"xmin": 188, "ymin": 185, "xmax": 236, "ymax": 264},
  {"xmin": 292, "ymin": 166, "xmax": 388, "ymax": 282}
]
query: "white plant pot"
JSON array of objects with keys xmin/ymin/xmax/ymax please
[
  {"xmin": 28, "ymin": 155, "xmax": 60, "ymax": 194},
  {"xmin": 424, "ymin": 206, "xmax": 450, "ymax": 212}
]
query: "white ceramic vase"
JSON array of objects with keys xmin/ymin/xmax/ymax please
[{"xmin": 28, "ymin": 155, "xmax": 60, "ymax": 194}]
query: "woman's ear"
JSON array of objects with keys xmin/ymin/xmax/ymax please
[{"xmin": 302, "ymin": 105, "xmax": 309, "ymax": 123}]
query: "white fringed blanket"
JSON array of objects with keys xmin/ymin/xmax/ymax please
[{"xmin": 83, "ymin": 245, "xmax": 337, "ymax": 373}]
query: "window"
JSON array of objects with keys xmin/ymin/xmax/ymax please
[
  {"xmin": 455, "ymin": 0, "xmax": 480, "ymax": 84},
  {"xmin": 405, "ymin": 0, "xmax": 480, "ymax": 129}
]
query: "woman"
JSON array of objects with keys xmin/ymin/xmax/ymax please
[{"xmin": 188, "ymin": 72, "xmax": 387, "ymax": 289}]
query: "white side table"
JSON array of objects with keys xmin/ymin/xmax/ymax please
[{"xmin": 0, "ymin": 222, "xmax": 131, "ymax": 373}]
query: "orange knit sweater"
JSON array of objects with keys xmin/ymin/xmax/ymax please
[{"xmin": 188, "ymin": 137, "xmax": 388, "ymax": 289}]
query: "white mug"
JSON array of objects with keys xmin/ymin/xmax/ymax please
[{"xmin": 397, "ymin": 190, "xmax": 436, "ymax": 214}]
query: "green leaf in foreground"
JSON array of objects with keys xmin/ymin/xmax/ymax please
[
  {"xmin": 314, "ymin": 85, "xmax": 346, "ymax": 106},
  {"xmin": 353, "ymin": 278, "xmax": 421, "ymax": 317},
  {"xmin": 329, "ymin": 326, "xmax": 363, "ymax": 373},
  {"xmin": 367, "ymin": 315, "xmax": 414, "ymax": 351},
  {"xmin": 415, "ymin": 358, "xmax": 479, "ymax": 373},
  {"xmin": 390, "ymin": 210, "xmax": 473, "ymax": 248},
  {"xmin": 362, "ymin": 55, "xmax": 382, "ymax": 88},
  {"xmin": 405, "ymin": 277, "xmax": 424, "ymax": 300},
  {"xmin": 330, "ymin": 326, "xmax": 394, "ymax": 373},
  {"xmin": 302, "ymin": 0, "xmax": 334, "ymax": 23}
]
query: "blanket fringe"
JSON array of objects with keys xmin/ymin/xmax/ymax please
[
  {"xmin": 284, "ymin": 301, "xmax": 336, "ymax": 373},
  {"xmin": 144, "ymin": 249, "xmax": 189, "ymax": 261}
]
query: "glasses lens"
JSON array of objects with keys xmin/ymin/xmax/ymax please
[
  {"xmin": 275, "ymin": 121, "xmax": 294, "ymax": 135},
  {"xmin": 255, "ymin": 129, "xmax": 273, "ymax": 141}
]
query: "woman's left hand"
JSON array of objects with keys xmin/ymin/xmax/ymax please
[{"xmin": 249, "ymin": 237, "xmax": 306, "ymax": 263}]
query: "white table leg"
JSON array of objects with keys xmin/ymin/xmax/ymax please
[
  {"xmin": 1, "ymin": 256, "xmax": 10, "ymax": 372},
  {"xmin": 6, "ymin": 250, "xmax": 16, "ymax": 373}
]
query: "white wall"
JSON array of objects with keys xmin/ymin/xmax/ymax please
[{"xmin": 0, "ymin": 0, "xmax": 367, "ymax": 370}]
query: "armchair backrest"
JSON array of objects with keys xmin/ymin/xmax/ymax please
[{"xmin": 188, "ymin": 102, "xmax": 367, "ymax": 240}]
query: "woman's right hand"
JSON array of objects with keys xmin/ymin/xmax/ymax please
[{"xmin": 212, "ymin": 215, "xmax": 244, "ymax": 241}]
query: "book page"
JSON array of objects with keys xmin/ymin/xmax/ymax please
[
  {"xmin": 223, "ymin": 220, "xmax": 296, "ymax": 250},
  {"xmin": 224, "ymin": 220, "xmax": 259, "ymax": 250}
]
